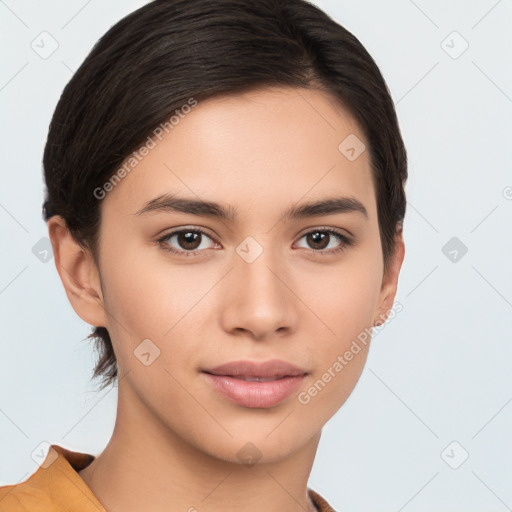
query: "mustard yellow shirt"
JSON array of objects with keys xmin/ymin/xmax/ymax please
[{"xmin": 0, "ymin": 445, "xmax": 335, "ymax": 511}]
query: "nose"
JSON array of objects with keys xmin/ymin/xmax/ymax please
[{"xmin": 220, "ymin": 244, "xmax": 298, "ymax": 341}]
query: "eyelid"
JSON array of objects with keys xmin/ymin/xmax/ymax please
[
  {"xmin": 155, "ymin": 224, "xmax": 217, "ymax": 239},
  {"xmin": 296, "ymin": 225, "xmax": 352, "ymax": 240}
]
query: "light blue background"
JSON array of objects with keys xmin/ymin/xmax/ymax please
[{"xmin": 1, "ymin": 1, "xmax": 511, "ymax": 511}]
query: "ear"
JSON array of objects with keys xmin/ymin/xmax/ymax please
[
  {"xmin": 374, "ymin": 229, "xmax": 405, "ymax": 326},
  {"xmin": 47, "ymin": 215, "xmax": 108, "ymax": 328}
]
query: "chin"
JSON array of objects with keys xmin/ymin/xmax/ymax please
[{"xmin": 192, "ymin": 423, "xmax": 315, "ymax": 466}]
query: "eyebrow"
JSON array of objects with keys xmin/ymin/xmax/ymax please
[{"xmin": 134, "ymin": 193, "xmax": 368, "ymax": 222}]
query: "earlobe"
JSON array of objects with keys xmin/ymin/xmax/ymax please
[
  {"xmin": 47, "ymin": 216, "xmax": 108, "ymax": 328},
  {"xmin": 374, "ymin": 231, "xmax": 405, "ymax": 326}
]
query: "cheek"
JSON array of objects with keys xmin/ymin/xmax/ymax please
[
  {"xmin": 102, "ymin": 235, "xmax": 206, "ymax": 325},
  {"xmin": 300, "ymin": 256, "xmax": 382, "ymax": 344},
  {"xmin": 295, "ymin": 272, "xmax": 377, "ymax": 418},
  {"xmin": 295, "ymin": 248, "xmax": 382, "ymax": 403},
  {"xmin": 98, "ymin": 246, "xmax": 207, "ymax": 370}
]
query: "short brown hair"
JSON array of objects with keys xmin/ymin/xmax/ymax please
[{"xmin": 42, "ymin": 0, "xmax": 407, "ymax": 390}]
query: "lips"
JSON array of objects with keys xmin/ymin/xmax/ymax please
[
  {"xmin": 233, "ymin": 376, "xmax": 282, "ymax": 382},
  {"xmin": 203, "ymin": 359, "xmax": 307, "ymax": 378},
  {"xmin": 202, "ymin": 359, "xmax": 308, "ymax": 408}
]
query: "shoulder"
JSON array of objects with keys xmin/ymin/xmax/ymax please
[
  {"xmin": 0, "ymin": 479, "xmax": 53, "ymax": 511},
  {"xmin": 0, "ymin": 444, "xmax": 103, "ymax": 512},
  {"xmin": 0, "ymin": 443, "xmax": 96, "ymax": 512},
  {"xmin": 308, "ymin": 488, "xmax": 337, "ymax": 512}
]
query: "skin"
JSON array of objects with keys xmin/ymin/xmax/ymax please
[{"xmin": 48, "ymin": 86, "xmax": 404, "ymax": 512}]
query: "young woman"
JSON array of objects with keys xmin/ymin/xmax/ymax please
[{"xmin": 0, "ymin": 0, "xmax": 407, "ymax": 510}]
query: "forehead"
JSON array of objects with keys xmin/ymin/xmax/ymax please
[{"xmin": 102, "ymin": 86, "xmax": 376, "ymax": 222}]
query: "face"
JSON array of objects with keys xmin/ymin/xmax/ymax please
[{"xmin": 55, "ymin": 86, "xmax": 403, "ymax": 465}]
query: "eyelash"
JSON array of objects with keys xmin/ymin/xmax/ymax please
[{"xmin": 156, "ymin": 227, "xmax": 354, "ymax": 257}]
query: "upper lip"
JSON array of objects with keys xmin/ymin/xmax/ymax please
[{"xmin": 202, "ymin": 359, "xmax": 308, "ymax": 378}]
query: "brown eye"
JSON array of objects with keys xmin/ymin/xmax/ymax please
[
  {"xmin": 176, "ymin": 231, "xmax": 202, "ymax": 250},
  {"xmin": 295, "ymin": 228, "xmax": 353, "ymax": 255},
  {"xmin": 306, "ymin": 231, "xmax": 330, "ymax": 250},
  {"xmin": 157, "ymin": 228, "xmax": 218, "ymax": 256}
]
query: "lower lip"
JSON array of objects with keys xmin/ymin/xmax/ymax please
[{"xmin": 202, "ymin": 373, "xmax": 307, "ymax": 408}]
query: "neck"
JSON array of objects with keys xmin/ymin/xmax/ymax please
[{"xmin": 78, "ymin": 380, "xmax": 321, "ymax": 512}]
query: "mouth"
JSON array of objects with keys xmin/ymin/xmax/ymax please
[
  {"xmin": 202, "ymin": 358, "xmax": 308, "ymax": 378},
  {"xmin": 217, "ymin": 375, "xmax": 289, "ymax": 382},
  {"xmin": 201, "ymin": 359, "xmax": 308, "ymax": 408}
]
